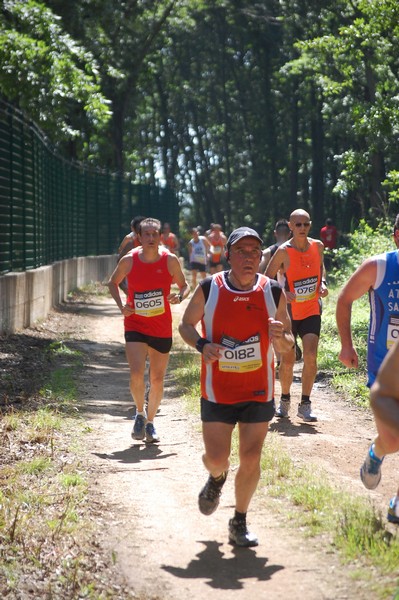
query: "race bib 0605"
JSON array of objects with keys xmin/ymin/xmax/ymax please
[{"xmin": 134, "ymin": 288, "xmax": 165, "ymax": 317}]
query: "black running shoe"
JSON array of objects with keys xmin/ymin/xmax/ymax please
[
  {"xmin": 228, "ymin": 518, "xmax": 258, "ymax": 547},
  {"xmin": 198, "ymin": 473, "xmax": 227, "ymax": 515}
]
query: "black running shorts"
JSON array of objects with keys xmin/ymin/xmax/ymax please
[
  {"xmin": 291, "ymin": 315, "xmax": 321, "ymax": 339},
  {"xmin": 190, "ymin": 261, "xmax": 207, "ymax": 273},
  {"xmin": 124, "ymin": 331, "xmax": 172, "ymax": 354},
  {"xmin": 201, "ymin": 398, "xmax": 275, "ymax": 424}
]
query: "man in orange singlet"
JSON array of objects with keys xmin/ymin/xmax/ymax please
[
  {"xmin": 207, "ymin": 223, "xmax": 227, "ymax": 274},
  {"xmin": 160, "ymin": 222, "xmax": 180, "ymax": 255},
  {"xmin": 266, "ymin": 209, "xmax": 328, "ymax": 422},
  {"xmin": 179, "ymin": 227, "xmax": 294, "ymax": 547},
  {"xmin": 108, "ymin": 218, "xmax": 189, "ymax": 443},
  {"xmin": 117, "ymin": 215, "xmax": 145, "ymax": 260},
  {"xmin": 117, "ymin": 215, "xmax": 146, "ymax": 294}
]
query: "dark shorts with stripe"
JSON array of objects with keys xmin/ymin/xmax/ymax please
[
  {"xmin": 201, "ymin": 398, "xmax": 275, "ymax": 424},
  {"xmin": 124, "ymin": 331, "xmax": 172, "ymax": 354},
  {"xmin": 190, "ymin": 261, "xmax": 207, "ymax": 272},
  {"xmin": 291, "ymin": 315, "xmax": 321, "ymax": 339}
]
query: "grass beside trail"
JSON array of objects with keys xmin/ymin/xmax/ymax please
[
  {"xmin": 0, "ymin": 301, "xmax": 137, "ymax": 599},
  {"xmin": 315, "ymin": 287, "xmax": 370, "ymax": 406}
]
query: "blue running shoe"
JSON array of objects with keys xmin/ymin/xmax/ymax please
[
  {"xmin": 131, "ymin": 414, "xmax": 146, "ymax": 440},
  {"xmin": 387, "ymin": 497, "xmax": 399, "ymax": 524},
  {"xmin": 360, "ymin": 444, "xmax": 383, "ymax": 490}
]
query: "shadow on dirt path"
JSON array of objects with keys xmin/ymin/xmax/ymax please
[{"xmin": 70, "ymin": 296, "xmax": 396, "ymax": 599}]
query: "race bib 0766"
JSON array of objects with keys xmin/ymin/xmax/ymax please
[
  {"xmin": 293, "ymin": 276, "xmax": 318, "ymax": 302},
  {"xmin": 134, "ymin": 288, "xmax": 165, "ymax": 317}
]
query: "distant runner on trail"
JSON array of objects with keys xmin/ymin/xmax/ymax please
[
  {"xmin": 207, "ymin": 223, "xmax": 227, "ymax": 274},
  {"xmin": 117, "ymin": 215, "xmax": 145, "ymax": 260},
  {"xmin": 319, "ymin": 217, "xmax": 338, "ymax": 250},
  {"xmin": 188, "ymin": 227, "xmax": 211, "ymax": 288},
  {"xmin": 179, "ymin": 227, "xmax": 294, "ymax": 547},
  {"xmin": 160, "ymin": 222, "xmax": 180, "ymax": 255},
  {"xmin": 320, "ymin": 218, "xmax": 338, "ymax": 273},
  {"xmin": 108, "ymin": 218, "xmax": 189, "ymax": 444},
  {"xmin": 336, "ymin": 214, "xmax": 399, "ymax": 522},
  {"xmin": 117, "ymin": 215, "xmax": 146, "ymax": 294},
  {"xmin": 259, "ymin": 218, "xmax": 291, "ymax": 274},
  {"xmin": 266, "ymin": 209, "xmax": 328, "ymax": 422}
]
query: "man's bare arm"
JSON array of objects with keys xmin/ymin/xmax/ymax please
[
  {"xmin": 336, "ymin": 258, "xmax": 377, "ymax": 368},
  {"xmin": 265, "ymin": 247, "xmax": 286, "ymax": 279},
  {"xmin": 269, "ymin": 289, "xmax": 294, "ymax": 354}
]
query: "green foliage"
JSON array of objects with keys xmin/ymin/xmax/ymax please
[
  {"xmin": 317, "ymin": 219, "xmax": 394, "ymax": 404},
  {"xmin": 4, "ymin": 0, "xmax": 399, "ymax": 229},
  {"xmin": 0, "ymin": 0, "xmax": 110, "ymax": 149},
  {"xmin": 332, "ymin": 219, "xmax": 393, "ymax": 282},
  {"xmin": 383, "ymin": 171, "xmax": 399, "ymax": 205}
]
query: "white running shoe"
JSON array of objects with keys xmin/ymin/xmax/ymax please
[
  {"xmin": 275, "ymin": 399, "xmax": 290, "ymax": 418},
  {"xmin": 297, "ymin": 402, "xmax": 317, "ymax": 422}
]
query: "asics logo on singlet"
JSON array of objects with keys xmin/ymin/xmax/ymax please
[{"xmin": 233, "ymin": 296, "xmax": 249, "ymax": 302}]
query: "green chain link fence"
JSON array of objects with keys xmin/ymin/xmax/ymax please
[{"xmin": 0, "ymin": 98, "xmax": 179, "ymax": 275}]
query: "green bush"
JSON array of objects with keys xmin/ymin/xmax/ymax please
[
  {"xmin": 331, "ymin": 219, "xmax": 393, "ymax": 284},
  {"xmin": 319, "ymin": 218, "xmax": 394, "ymax": 404}
]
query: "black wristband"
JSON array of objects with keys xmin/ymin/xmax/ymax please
[
  {"xmin": 195, "ymin": 338, "xmax": 210, "ymax": 353},
  {"xmin": 178, "ymin": 293, "xmax": 183, "ymax": 302}
]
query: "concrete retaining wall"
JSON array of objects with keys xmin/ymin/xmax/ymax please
[{"xmin": 0, "ymin": 255, "xmax": 117, "ymax": 335}]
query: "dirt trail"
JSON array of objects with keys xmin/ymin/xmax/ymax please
[{"xmin": 67, "ymin": 296, "xmax": 398, "ymax": 599}]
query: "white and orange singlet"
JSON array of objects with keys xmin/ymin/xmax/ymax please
[{"xmin": 201, "ymin": 272, "xmax": 278, "ymax": 404}]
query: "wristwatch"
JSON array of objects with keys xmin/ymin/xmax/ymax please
[
  {"xmin": 178, "ymin": 292, "xmax": 183, "ymax": 302},
  {"xmin": 195, "ymin": 338, "xmax": 210, "ymax": 353}
]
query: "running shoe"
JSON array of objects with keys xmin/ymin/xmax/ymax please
[
  {"xmin": 145, "ymin": 422, "xmax": 160, "ymax": 443},
  {"xmin": 228, "ymin": 518, "xmax": 258, "ymax": 547},
  {"xmin": 360, "ymin": 444, "xmax": 383, "ymax": 490},
  {"xmin": 131, "ymin": 414, "xmax": 146, "ymax": 440},
  {"xmin": 198, "ymin": 472, "xmax": 227, "ymax": 515},
  {"xmin": 297, "ymin": 402, "xmax": 317, "ymax": 422},
  {"xmin": 387, "ymin": 496, "xmax": 399, "ymax": 524},
  {"xmin": 275, "ymin": 399, "xmax": 290, "ymax": 418}
]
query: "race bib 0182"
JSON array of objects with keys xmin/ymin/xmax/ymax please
[{"xmin": 219, "ymin": 333, "xmax": 262, "ymax": 373}]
